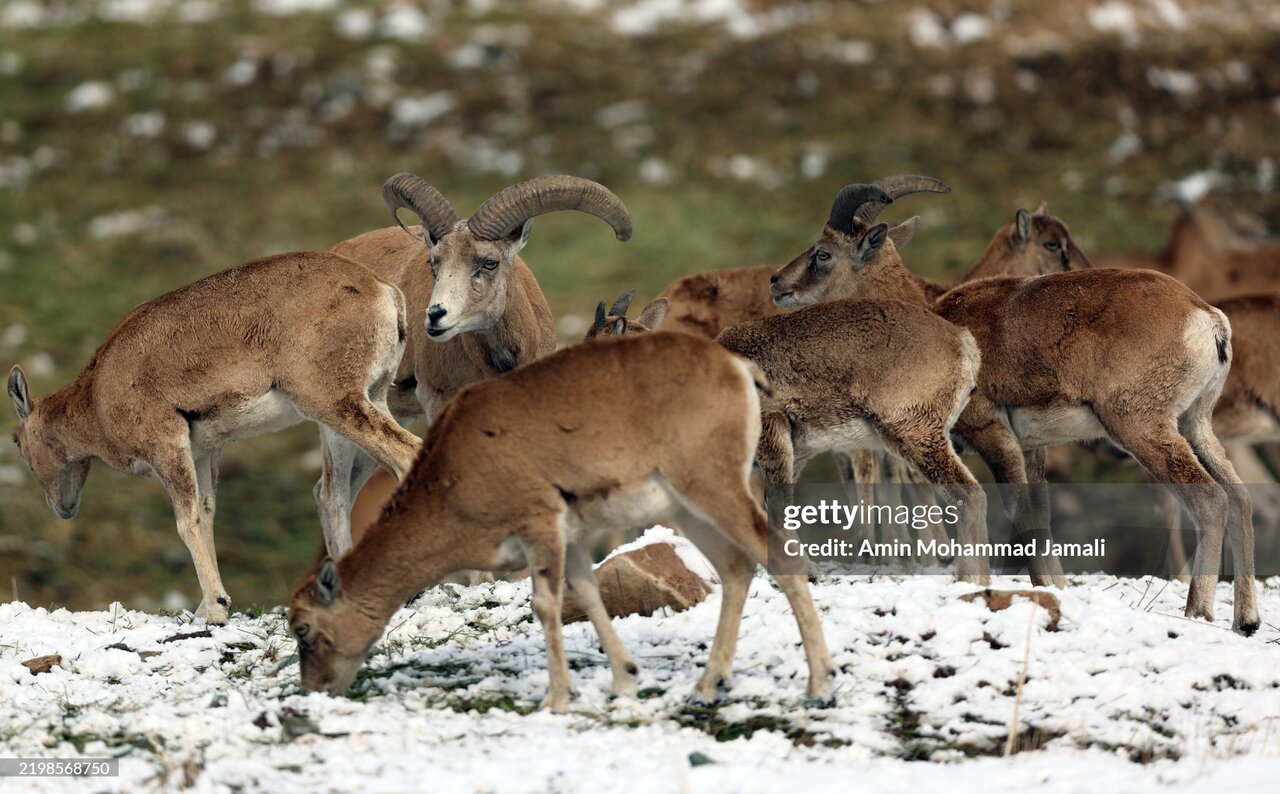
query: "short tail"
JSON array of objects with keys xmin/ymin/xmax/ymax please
[
  {"xmin": 1210, "ymin": 307, "xmax": 1231, "ymax": 365},
  {"xmin": 741, "ymin": 359, "xmax": 772, "ymax": 396}
]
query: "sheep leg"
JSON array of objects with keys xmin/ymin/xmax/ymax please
[{"xmin": 564, "ymin": 542, "xmax": 638, "ymax": 697}]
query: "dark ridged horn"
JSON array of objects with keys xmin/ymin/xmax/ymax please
[
  {"xmin": 382, "ymin": 173, "xmax": 462, "ymax": 243},
  {"xmin": 826, "ymin": 185, "xmax": 893, "ymax": 235},
  {"xmin": 609, "ymin": 288, "xmax": 637, "ymax": 317},
  {"xmin": 467, "ymin": 175, "xmax": 632, "ymax": 242},
  {"xmin": 593, "ymin": 301, "xmax": 608, "ymax": 330},
  {"xmin": 854, "ymin": 175, "xmax": 952, "ymax": 224}
]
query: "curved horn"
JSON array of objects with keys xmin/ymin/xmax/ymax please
[
  {"xmin": 593, "ymin": 301, "xmax": 608, "ymax": 330},
  {"xmin": 826, "ymin": 184, "xmax": 893, "ymax": 235},
  {"xmin": 853, "ymin": 175, "xmax": 952, "ymax": 224},
  {"xmin": 382, "ymin": 173, "xmax": 462, "ymax": 243},
  {"xmin": 609, "ymin": 288, "xmax": 637, "ymax": 317},
  {"xmin": 467, "ymin": 175, "xmax": 633, "ymax": 242}
]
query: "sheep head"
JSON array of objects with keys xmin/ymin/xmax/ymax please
[
  {"xmin": 585, "ymin": 289, "xmax": 669, "ymax": 339},
  {"xmin": 769, "ymin": 175, "xmax": 949, "ymax": 307},
  {"xmin": 383, "ymin": 174, "xmax": 632, "ymax": 341}
]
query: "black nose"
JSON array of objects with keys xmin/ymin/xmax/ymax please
[
  {"xmin": 427, "ymin": 305, "xmax": 448, "ymax": 324},
  {"xmin": 770, "ymin": 273, "xmax": 780, "ymax": 284}
]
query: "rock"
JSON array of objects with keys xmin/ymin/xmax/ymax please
[
  {"xmin": 562, "ymin": 540, "xmax": 713, "ymax": 624},
  {"xmin": 959, "ymin": 588, "xmax": 1062, "ymax": 631},
  {"xmin": 21, "ymin": 654, "xmax": 61, "ymax": 675}
]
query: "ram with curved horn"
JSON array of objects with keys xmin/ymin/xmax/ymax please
[
  {"xmin": 324, "ymin": 174, "xmax": 632, "ymax": 558},
  {"xmin": 656, "ymin": 175, "xmax": 949, "ymax": 338}
]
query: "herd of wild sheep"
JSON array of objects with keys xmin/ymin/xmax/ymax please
[{"xmin": 6, "ymin": 172, "xmax": 1276, "ymax": 711}]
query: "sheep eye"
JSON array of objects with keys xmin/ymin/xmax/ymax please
[
  {"xmin": 1044, "ymin": 241, "xmax": 1061, "ymax": 252},
  {"xmin": 482, "ymin": 258, "xmax": 500, "ymax": 270}
]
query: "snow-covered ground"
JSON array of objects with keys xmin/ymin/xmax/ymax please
[{"xmin": 2, "ymin": 535, "xmax": 1279, "ymax": 792}]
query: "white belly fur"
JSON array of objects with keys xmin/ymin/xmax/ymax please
[
  {"xmin": 1007, "ymin": 404, "xmax": 1107, "ymax": 448},
  {"xmin": 559, "ymin": 474, "xmax": 681, "ymax": 545},
  {"xmin": 188, "ymin": 389, "xmax": 303, "ymax": 457},
  {"xmin": 798, "ymin": 419, "xmax": 884, "ymax": 460}
]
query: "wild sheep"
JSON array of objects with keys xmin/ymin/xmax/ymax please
[
  {"xmin": 1093, "ymin": 193, "xmax": 1274, "ymax": 301},
  {"xmin": 716, "ymin": 297, "xmax": 990, "ymax": 583},
  {"xmin": 287, "ymin": 332, "xmax": 835, "ymax": 710},
  {"xmin": 768, "ymin": 191, "xmax": 1258, "ymax": 634},
  {"xmin": 657, "ymin": 176, "xmax": 948, "ymax": 339},
  {"xmin": 6, "ymin": 252, "xmax": 420, "ymax": 624},
  {"xmin": 585, "ymin": 289, "xmax": 669, "ymax": 339},
  {"xmin": 322, "ymin": 174, "xmax": 632, "ymax": 556}
]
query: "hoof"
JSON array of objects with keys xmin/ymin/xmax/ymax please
[
  {"xmin": 539, "ymin": 693, "xmax": 570, "ymax": 713},
  {"xmin": 805, "ymin": 695, "xmax": 837, "ymax": 709},
  {"xmin": 686, "ymin": 681, "xmax": 726, "ymax": 707},
  {"xmin": 195, "ymin": 596, "xmax": 231, "ymax": 625},
  {"xmin": 1234, "ymin": 620, "xmax": 1260, "ymax": 637},
  {"xmin": 610, "ymin": 676, "xmax": 638, "ymax": 699}
]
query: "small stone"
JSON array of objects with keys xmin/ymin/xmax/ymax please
[
  {"xmin": 21, "ymin": 654, "xmax": 61, "ymax": 675},
  {"xmin": 959, "ymin": 588, "xmax": 1062, "ymax": 631}
]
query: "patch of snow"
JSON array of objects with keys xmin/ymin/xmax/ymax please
[
  {"xmin": 822, "ymin": 39, "xmax": 874, "ymax": 65},
  {"xmin": 222, "ymin": 57, "xmax": 258, "ymax": 88},
  {"xmin": 800, "ymin": 148, "xmax": 829, "ymax": 180},
  {"xmin": 952, "ymin": 13, "xmax": 992, "ymax": 44},
  {"xmin": 1108, "ymin": 131, "xmax": 1143, "ymax": 163},
  {"xmin": 1, "ymin": 1, "xmax": 47, "ymax": 28},
  {"xmin": 380, "ymin": 5, "xmax": 435, "ymax": 41},
  {"xmin": 1089, "ymin": 2, "xmax": 1137, "ymax": 37},
  {"xmin": 24, "ymin": 352, "xmax": 55, "ymax": 376},
  {"xmin": 252, "ymin": 0, "xmax": 338, "ymax": 15},
  {"xmin": 596, "ymin": 100, "xmax": 649, "ymax": 130},
  {"xmin": 179, "ymin": 0, "xmax": 219, "ymax": 23},
  {"xmin": 1258, "ymin": 158, "xmax": 1275, "ymax": 195},
  {"xmin": 638, "ymin": 157, "xmax": 674, "ymax": 185},
  {"xmin": 610, "ymin": 0, "xmax": 803, "ymax": 39},
  {"xmin": 390, "ymin": 92, "xmax": 456, "ymax": 128},
  {"xmin": 64, "ymin": 82, "xmax": 115, "ymax": 113},
  {"xmin": 0, "ymin": 157, "xmax": 33, "ymax": 190},
  {"xmin": 0, "ymin": 52, "xmax": 22, "ymax": 76},
  {"xmin": 121, "ymin": 111, "xmax": 165, "ymax": 138},
  {"xmin": 87, "ymin": 206, "xmax": 168, "ymax": 240},
  {"xmin": 1165, "ymin": 171, "xmax": 1227, "ymax": 203},
  {"xmin": 13, "ymin": 222, "xmax": 38, "ymax": 246},
  {"xmin": 1147, "ymin": 0, "xmax": 1187, "ymax": 29},
  {"xmin": 336, "ymin": 8, "xmax": 375, "ymax": 39},
  {"xmin": 908, "ymin": 9, "xmax": 949, "ymax": 49},
  {"xmin": 181, "ymin": 120, "xmax": 217, "ymax": 150},
  {"xmin": 1147, "ymin": 67, "xmax": 1199, "ymax": 96},
  {"xmin": 1, "ymin": 573, "xmax": 1278, "ymax": 791},
  {"xmin": 2, "ymin": 324, "xmax": 27, "ymax": 348}
]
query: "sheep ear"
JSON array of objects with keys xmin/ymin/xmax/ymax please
[
  {"xmin": 853, "ymin": 223, "xmax": 888, "ymax": 268},
  {"xmin": 611, "ymin": 317, "xmax": 627, "ymax": 336},
  {"xmin": 1014, "ymin": 210, "xmax": 1032, "ymax": 244},
  {"xmin": 637, "ymin": 298, "xmax": 668, "ymax": 331},
  {"xmin": 8, "ymin": 365, "xmax": 30, "ymax": 422},
  {"xmin": 505, "ymin": 219, "xmax": 533, "ymax": 255},
  {"xmin": 1034, "ymin": 200, "xmax": 1050, "ymax": 217},
  {"xmin": 887, "ymin": 216, "xmax": 920, "ymax": 250},
  {"xmin": 315, "ymin": 558, "xmax": 341, "ymax": 606}
]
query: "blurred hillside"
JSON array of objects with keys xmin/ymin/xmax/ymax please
[{"xmin": 1, "ymin": 0, "xmax": 1278, "ymax": 611}]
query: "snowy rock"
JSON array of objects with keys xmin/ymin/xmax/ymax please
[{"xmin": 562, "ymin": 530, "xmax": 716, "ymax": 623}]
